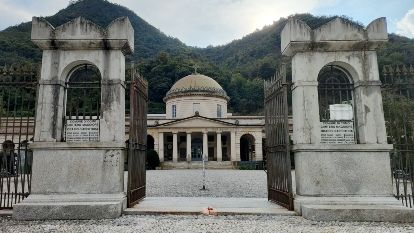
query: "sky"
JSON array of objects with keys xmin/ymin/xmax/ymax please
[{"xmin": 0, "ymin": 0, "xmax": 413, "ymax": 47}]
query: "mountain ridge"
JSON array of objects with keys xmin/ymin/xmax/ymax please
[{"xmin": 1, "ymin": 0, "xmax": 414, "ymax": 114}]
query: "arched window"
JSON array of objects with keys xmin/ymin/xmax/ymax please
[
  {"xmin": 64, "ymin": 64, "xmax": 101, "ymax": 142},
  {"xmin": 318, "ymin": 65, "xmax": 356, "ymax": 143}
]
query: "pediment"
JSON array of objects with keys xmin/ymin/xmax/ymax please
[{"xmin": 157, "ymin": 117, "xmax": 234, "ymax": 128}]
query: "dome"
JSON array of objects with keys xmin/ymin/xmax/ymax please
[{"xmin": 164, "ymin": 74, "xmax": 229, "ymax": 102}]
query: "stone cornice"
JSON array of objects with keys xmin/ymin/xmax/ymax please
[
  {"xmin": 281, "ymin": 17, "xmax": 388, "ymax": 56},
  {"xmin": 31, "ymin": 17, "xmax": 134, "ymax": 55}
]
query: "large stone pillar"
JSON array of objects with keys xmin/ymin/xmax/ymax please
[
  {"xmin": 216, "ymin": 132, "xmax": 222, "ymax": 162},
  {"xmin": 186, "ymin": 133, "xmax": 191, "ymax": 162},
  {"xmin": 158, "ymin": 132, "xmax": 164, "ymax": 162},
  {"xmin": 14, "ymin": 17, "xmax": 134, "ymax": 220},
  {"xmin": 281, "ymin": 17, "xmax": 413, "ymax": 222},
  {"xmin": 230, "ymin": 131, "xmax": 236, "ymax": 161},
  {"xmin": 172, "ymin": 132, "xmax": 178, "ymax": 162},
  {"xmin": 203, "ymin": 131, "xmax": 208, "ymax": 161}
]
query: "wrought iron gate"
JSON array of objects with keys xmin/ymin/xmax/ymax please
[
  {"xmin": 264, "ymin": 64, "xmax": 294, "ymax": 210},
  {"xmin": 0, "ymin": 64, "xmax": 38, "ymax": 209},
  {"xmin": 127, "ymin": 68, "xmax": 148, "ymax": 207},
  {"xmin": 381, "ymin": 65, "xmax": 414, "ymax": 208}
]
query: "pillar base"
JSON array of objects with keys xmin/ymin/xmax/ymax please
[
  {"xmin": 292, "ymin": 143, "xmax": 414, "ymax": 222},
  {"xmin": 14, "ymin": 142, "xmax": 126, "ymax": 220},
  {"xmin": 295, "ymin": 196, "xmax": 414, "ymax": 222},
  {"xmin": 293, "ymin": 144, "xmax": 394, "ymax": 196},
  {"xmin": 13, "ymin": 193, "xmax": 126, "ymax": 220}
]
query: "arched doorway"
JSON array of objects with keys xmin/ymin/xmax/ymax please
[
  {"xmin": 317, "ymin": 65, "xmax": 356, "ymax": 143},
  {"xmin": 191, "ymin": 138, "xmax": 203, "ymax": 161},
  {"xmin": 240, "ymin": 134, "xmax": 255, "ymax": 161},
  {"xmin": 317, "ymin": 65, "xmax": 354, "ymax": 121},
  {"xmin": 65, "ymin": 64, "xmax": 101, "ymax": 142},
  {"xmin": 65, "ymin": 64, "xmax": 101, "ymax": 119},
  {"xmin": 147, "ymin": 135, "xmax": 155, "ymax": 150}
]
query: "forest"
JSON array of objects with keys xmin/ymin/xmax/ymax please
[{"xmin": 1, "ymin": 0, "xmax": 414, "ymax": 114}]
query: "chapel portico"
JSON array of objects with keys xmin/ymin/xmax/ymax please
[
  {"xmin": 147, "ymin": 115, "xmax": 263, "ymax": 165},
  {"xmin": 144, "ymin": 73, "xmax": 264, "ymax": 167}
]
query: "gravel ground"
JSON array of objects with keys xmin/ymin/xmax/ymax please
[
  {"xmin": 146, "ymin": 169, "xmax": 268, "ymax": 198},
  {"xmin": 1, "ymin": 170, "xmax": 413, "ymax": 232},
  {"xmin": 1, "ymin": 215, "xmax": 413, "ymax": 233}
]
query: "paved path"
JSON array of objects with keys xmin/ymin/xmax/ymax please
[{"xmin": 125, "ymin": 197, "xmax": 295, "ymax": 216}]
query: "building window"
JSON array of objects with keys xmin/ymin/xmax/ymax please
[
  {"xmin": 172, "ymin": 105, "xmax": 176, "ymax": 118},
  {"xmin": 217, "ymin": 104, "xmax": 222, "ymax": 118},
  {"xmin": 193, "ymin": 103, "xmax": 200, "ymax": 114}
]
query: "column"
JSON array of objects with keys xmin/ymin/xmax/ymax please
[
  {"xmin": 158, "ymin": 132, "xmax": 164, "ymax": 162},
  {"xmin": 203, "ymin": 131, "xmax": 208, "ymax": 161},
  {"xmin": 186, "ymin": 133, "xmax": 191, "ymax": 162},
  {"xmin": 254, "ymin": 132, "xmax": 263, "ymax": 161},
  {"xmin": 230, "ymin": 131, "xmax": 236, "ymax": 161},
  {"xmin": 172, "ymin": 132, "xmax": 178, "ymax": 162},
  {"xmin": 216, "ymin": 132, "xmax": 222, "ymax": 162}
]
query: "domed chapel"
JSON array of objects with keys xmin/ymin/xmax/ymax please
[{"xmin": 146, "ymin": 73, "xmax": 264, "ymax": 167}]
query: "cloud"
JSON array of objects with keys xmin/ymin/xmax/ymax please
[
  {"xmin": 0, "ymin": 2, "xmax": 32, "ymax": 29},
  {"xmin": 0, "ymin": 0, "xmax": 68, "ymax": 30},
  {"xmin": 0, "ymin": 0, "xmax": 333, "ymax": 46},
  {"xmin": 116, "ymin": 0, "xmax": 335, "ymax": 47},
  {"xmin": 396, "ymin": 9, "xmax": 414, "ymax": 38}
]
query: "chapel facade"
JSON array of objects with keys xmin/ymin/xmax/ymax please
[{"xmin": 146, "ymin": 73, "xmax": 264, "ymax": 167}]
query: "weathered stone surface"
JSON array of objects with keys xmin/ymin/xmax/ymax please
[
  {"xmin": 13, "ymin": 194, "xmax": 125, "ymax": 220},
  {"xmin": 29, "ymin": 144, "xmax": 125, "ymax": 194},
  {"xmin": 301, "ymin": 204, "xmax": 414, "ymax": 223},
  {"xmin": 291, "ymin": 51, "xmax": 387, "ymax": 144},
  {"xmin": 293, "ymin": 144, "xmax": 393, "ymax": 196},
  {"xmin": 18, "ymin": 16, "xmax": 131, "ymax": 220},
  {"xmin": 281, "ymin": 17, "xmax": 387, "ymax": 56},
  {"xmin": 281, "ymin": 17, "xmax": 405, "ymax": 223},
  {"xmin": 31, "ymin": 17, "xmax": 134, "ymax": 54}
]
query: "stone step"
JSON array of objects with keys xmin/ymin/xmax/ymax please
[
  {"xmin": 124, "ymin": 197, "xmax": 297, "ymax": 216},
  {"xmin": 302, "ymin": 204, "xmax": 414, "ymax": 223},
  {"xmin": 161, "ymin": 161, "xmax": 236, "ymax": 169}
]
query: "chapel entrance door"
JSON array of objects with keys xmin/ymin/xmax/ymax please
[
  {"xmin": 264, "ymin": 64, "xmax": 294, "ymax": 210},
  {"xmin": 191, "ymin": 138, "xmax": 203, "ymax": 161},
  {"xmin": 127, "ymin": 70, "xmax": 148, "ymax": 207}
]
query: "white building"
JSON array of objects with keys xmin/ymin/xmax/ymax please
[{"xmin": 146, "ymin": 73, "xmax": 265, "ymax": 167}]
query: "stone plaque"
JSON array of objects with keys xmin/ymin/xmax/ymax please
[
  {"xmin": 321, "ymin": 121, "xmax": 354, "ymax": 144},
  {"xmin": 65, "ymin": 119, "xmax": 99, "ymax": 142}
]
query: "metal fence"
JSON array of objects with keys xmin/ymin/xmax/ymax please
[
  {"xmin": 381, "ymin": 64, "xmax": 414, "ymax": 208},
  {"xmin": 0, "ymin": 64, "xmax": 38, "ymax": 209}
]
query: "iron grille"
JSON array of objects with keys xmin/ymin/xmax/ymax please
[
  {"xmin": 0, "ymin": 64, "xmax": 38, "ymax": 209},
  {"xmin": 381, "ymin": 64, "xmax": 414, "ymax": 208}
]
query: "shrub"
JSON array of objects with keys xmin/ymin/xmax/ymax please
[{"xmin": 146, "ymin": 149, "xmax": 160, "ymax": 170}]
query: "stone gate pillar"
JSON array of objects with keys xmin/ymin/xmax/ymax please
[
  {"xmin": 14, "ymin": 17, "xmax": 134, "ymax": 220},
  {"xmin": 282, "ymin": 17, "xmax": 413, "ymax": 222}
]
